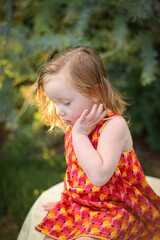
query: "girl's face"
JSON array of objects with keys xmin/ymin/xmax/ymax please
[{"xmin": 44, "ymin": 68, "xmax": 96, "ymax": 126}]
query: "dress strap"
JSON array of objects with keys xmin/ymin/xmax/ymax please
[{"xmin": 99, "ymin": 112, "xmax": 124, "ymax": 134}]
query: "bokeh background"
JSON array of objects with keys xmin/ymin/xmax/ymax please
[{"xmin": 0, "ymin": 0, "xmax": 160, "ymax": 239}]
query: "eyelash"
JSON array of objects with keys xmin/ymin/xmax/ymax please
[{"xmin": 64, "ymin": 102, "xmax": 70, "ymax": 106}]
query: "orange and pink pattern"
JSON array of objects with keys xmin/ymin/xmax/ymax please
[{"xmin": 35, "ymin": 113, "xmax": 160, "ymax": 239}]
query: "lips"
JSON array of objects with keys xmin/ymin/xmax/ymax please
[
  {"xmin": 63, "ymin": 120, "xmax": 72, "ymax": 125},
  {"xmin": 65, "ymin": 120, "xmax": 72, "ymax": 125}
]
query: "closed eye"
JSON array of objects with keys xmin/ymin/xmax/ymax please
[{"xmin": 63, "ymin": 102, "xmax": 71, "ymax": 106}]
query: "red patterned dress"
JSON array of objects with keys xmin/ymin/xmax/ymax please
[{"xmin": 35, "ymin": 113, "xmax": 160, "ymax": 239}]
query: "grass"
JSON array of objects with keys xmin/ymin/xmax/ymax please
[{"xmin": 0, "ymin": 152, "xmax": 66, "ymax": 240}]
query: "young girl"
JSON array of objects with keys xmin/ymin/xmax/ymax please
[{"xmin": 35, "ymin": 46, "xmax": 160, "ymax": 240}]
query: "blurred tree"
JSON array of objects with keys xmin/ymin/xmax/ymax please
[{"xmin": 0, "ymin": 0, "xmax": 160, "ymax": 151}]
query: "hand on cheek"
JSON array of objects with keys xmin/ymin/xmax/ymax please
[{"xmin": 72, "ymin": 104, "xmax": 107, "ymax": 136}]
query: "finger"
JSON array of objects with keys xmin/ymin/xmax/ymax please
[
  {"xmin": 87, "ymin": 104, "xmax": 98, "ymax": 120},
  {"xmin": 43, "ymin": 207, "xmax": 50, "ymax": 211},
  {"xmin": 42, "ymin": 202, "xmax": 56, "ymax": 209},
  {"xmin": 42, "ymin": 204, "xmax": 50, "ymax": 211},
  {"xmin": 96, "ymin": 104, "xmax": 107, "ymax": 118},
  {"xmin": 42, "ymin": 204, "xmax": 55, "ymax": 211},
  {"xmin": 42, "ymin": 202, "xmax": 53, "ymax": 207},
  {"xmin": 88, "ymin": 104, "xmax": 103, "ymax": 120},
  {"xmin": 95, "ymin": 103, "xmax": 103, "ymax": 116},
  {"xmin": 91, "ymin": 104, "xmax": 107, "ymax": 124},
  {"xmin": 100, "ymin": 108, "xmax": 107, "ymax": 119},
  {"xmin": 79, "ymin": 109, "xmax": 89, "ymax": 122}
]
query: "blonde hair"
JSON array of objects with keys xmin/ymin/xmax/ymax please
[{"xmin": 36, "ymin": 46, "xmax": 127, "ymax": 131}]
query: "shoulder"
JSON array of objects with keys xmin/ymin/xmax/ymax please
[
  {"xmin": 101, "ymin": 116, "xmax": 127, "ymax": 133},
  {"xmin": 99, "ymin": 116, "xmax": 133, "ymax": 152}
]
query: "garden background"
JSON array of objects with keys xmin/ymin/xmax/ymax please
[{"xmin": 0, "ymin": 0, "xmax": 160, "ymax": 239}]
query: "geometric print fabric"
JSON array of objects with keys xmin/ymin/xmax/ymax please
[{"xmin": 35, "ymin": 113, "xmax": 160, "ymax": 239}]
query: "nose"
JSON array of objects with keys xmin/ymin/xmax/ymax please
[{"xmin": 55, "ymin": 104, "xmax": 65, "ymax": 117}]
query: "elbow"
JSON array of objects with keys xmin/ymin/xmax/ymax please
[
  {"xmin": 85, "ymin": 163, "xmax": 115, "ymax": 187},
  {"xmin": 92, "ymin": 181, "xmax": 105, "ymax": 187},
  {"xmin": 89, "ymin": 174, "xmax": 112, "ymax": 187}
]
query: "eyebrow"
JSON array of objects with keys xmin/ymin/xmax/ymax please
[{"xmin": 51, "ymin": 97, "xmax": 72, "ymax": 102}]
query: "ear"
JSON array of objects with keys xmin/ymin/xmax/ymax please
[
  {"xmin": 90, "ymin": 84, "xmax": 101, "ymax": 103},
  {"xmin": 92, "ymin": 96, "xmax": 99, "ymax": 104}
]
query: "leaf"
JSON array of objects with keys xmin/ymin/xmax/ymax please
[{"xmin": 140, "ymin": 35, "xmax": 158, "ymax": 85}]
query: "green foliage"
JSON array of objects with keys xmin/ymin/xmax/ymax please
[
  {"xmin": 0, "ymin": 0, "xmax": 160, "ymax": 144},
  {"xmin": 0, "ymin": 129, "xmax": 65, "ymax": 239},
  {"xmin": 0, "ymin": 119, "xmax": 66, "ymax": 238},
  {"xmin": 140, "ymin": 35, "xmax": 158, "ymax": 85},
  {"xmin": 0, "ymin": 155, "xmax": 66, "ymax": 220}
]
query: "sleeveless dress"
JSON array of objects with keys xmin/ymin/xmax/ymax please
[{"xmin": 35, "ymin": 113, "xmax": 160, "ymax": 240}]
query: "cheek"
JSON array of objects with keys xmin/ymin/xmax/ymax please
[
  {"xmin": 70, "ymin": 110, "xmax": 81, "ymax": 121},
  {"xmin": 68, "ymin": 99, "xmax": 94, "ymax": 121},
  {"xmin": 69, "ymin": 106, "xmax": 84, "ymax": 121}
]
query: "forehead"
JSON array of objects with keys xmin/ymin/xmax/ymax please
[{"xmin": 43, "ymin": 71, "xmax": 77, "ymax": 100}]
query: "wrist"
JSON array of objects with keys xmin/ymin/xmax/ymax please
[
  {"xmin": 72, "ymin": 126, "xmax": 89, "ymax": 136},
  {"xmin": 72, "ymin": 130, "xmax": 88, "ymax": 138}
]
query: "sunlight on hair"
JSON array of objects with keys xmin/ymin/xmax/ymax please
[
  {"xmin": 36, "ymin": 46, "xmax": 129, "ymax": 131},
  {"xmin": 48, "ymin": 101, "xmax": 54, "ymax": 112}
]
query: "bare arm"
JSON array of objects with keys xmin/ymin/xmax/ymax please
[{"xmin": 72, "ymin": 105, "xmax": 132, "ymax": 187}]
